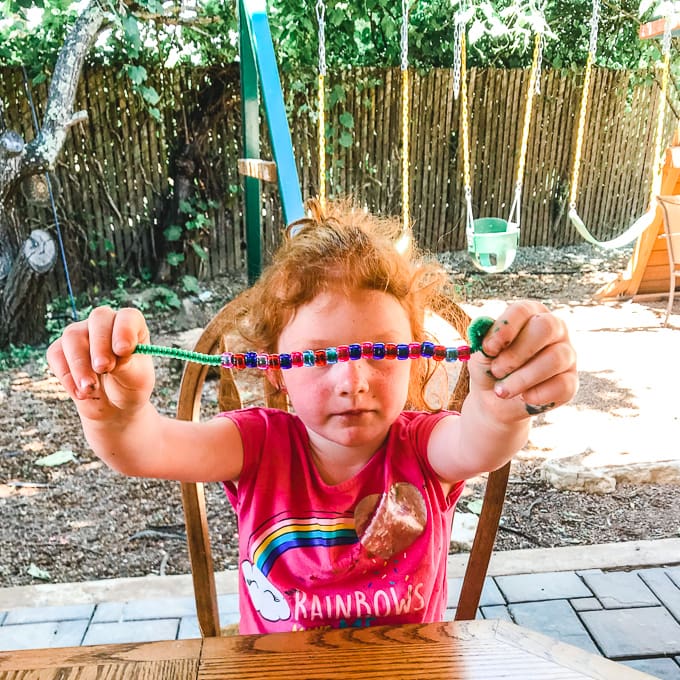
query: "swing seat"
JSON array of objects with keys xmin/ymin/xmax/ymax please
[{"xmin": 468, "ymin": 218, "xmax": 519, "ymax": 273}]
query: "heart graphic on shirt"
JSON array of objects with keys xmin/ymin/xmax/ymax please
[{"xmin": 354, "ymin": 482, "xmax": 427, "ymax": 559}]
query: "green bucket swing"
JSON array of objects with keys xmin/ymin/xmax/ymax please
[
  {"xmin": 455, "ymin": 18, "xmax": 543, "ymax": 274},
  {"xmin": 467, "ymin": 217, "xmax": 519, "ymax": 273}
]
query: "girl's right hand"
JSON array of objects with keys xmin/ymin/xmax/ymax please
[{"xmin": 46, "ymin": 306, "xmax": 155, "ymax": 423}]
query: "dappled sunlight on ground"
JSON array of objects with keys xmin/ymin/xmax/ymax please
[
  {"xmin": 10, "ymin": 372, "xmax": 70, "ymax": 401},
  {"xmin": 462, "ymin": 297, "xmax": 680, "ymax": 472}
]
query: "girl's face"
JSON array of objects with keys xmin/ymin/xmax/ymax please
[{"xmin": 277, "ymin": 287, "xmax": 413, "ymax": 462}]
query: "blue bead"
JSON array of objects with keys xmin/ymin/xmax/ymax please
[
  {"xmin": 303, "ymin": 350, "xmax": 315, "ymax": 367},
  {"xmin": 348, "ymin": 344, "xmax": 362, "ymax": 360},
  {"xmin": 396, "ymin": 344, "xmax": 410, "ymax": 359},
  {"xmin": 421, "ymin": 341, "xmax": 435, "ymax": 358},
  {"xmin": 245, "ymin": 351, "xmax": 258, "ymax": 368},
  {"xmin": 279, "ymin": 353, "xmax": 292, "ymax": 369},
  {"xmin": 372, "ymin": 343, "xmax": 386, "ymax": 359},
  {"xmin": 445, "ymin": 347, "xmax": 458, "ymax": 362}
]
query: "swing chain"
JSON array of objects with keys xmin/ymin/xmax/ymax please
[
  {"xmin": 662, "ymin": 16, "xmax": 672, "ymax": 57},
  {"xmin": 316, "ymin": 0, "xmax": 326, "ymax": 76},
  {"xmin": 589, "ymin": 0, "xmax": 600, "ymax": 57},
  {"xmin": 400, "ymin": 0, "xmax": 411, "ymax": 235},
  {"xmin": 453, "ymin": 17, "xmax": 464, "ymax": 99},
  {"xmin": 400, "ymin": 0, "xmax": 410, "ymax": 71},
  {"xmin": 534, "ymin": 33, "xmax": 545, "ymax": 95},
  {"xmin": 316, "ymin": 0, "xmax": 327, "ymax": 205}
]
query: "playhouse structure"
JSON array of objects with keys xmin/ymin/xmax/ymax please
[
  {"xmin": 596, "ymin": 16, "xmax": 680, "ymax": 300},
  {"xmin": 597, "ymin": 134, "xmax": 680, "ymax": 299}
]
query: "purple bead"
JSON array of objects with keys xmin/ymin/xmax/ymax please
[
  {"xmin": 421, "ymin": 342, "xmax": 435, "ymax": 358},
  {"xmin": 372, "ymin": 343, "xmax": 386, "ymax": 359},
  {"xmin": 279, "ymin": 353, "xmax": 292, "ymax": 369}
]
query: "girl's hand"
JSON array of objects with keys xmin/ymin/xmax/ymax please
[
  {"xmin": 46, "ymin": 306, "xmax": 155, "ymax": 423},
  {"xmin": 469, "ymin": 301, "xmax": 578, "ymax": 420}
]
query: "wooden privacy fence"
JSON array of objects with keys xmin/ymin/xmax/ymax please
[{"xmin": 0, "ymin": 64, "xmax": 676, "ymax": 296}]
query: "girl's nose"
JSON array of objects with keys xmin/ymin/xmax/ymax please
[{"xmin": 334, "ymin": 359, "xmax": 370, "ymax": 396}]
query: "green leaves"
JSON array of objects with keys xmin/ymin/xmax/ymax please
[
  {"xmin": 121, "ymin": 14, "xmax": 141, "ymax": 56},
  {"xmin": 339, "ymin": 111, "xmax": 355, "ymax": 129},
  {"xmin": 0, "ymin": 0, "xmax": 669, "ymax": 75},
  {"xmin": 164, "ymin": 225, "xmax": 183, "ymax": 242},
  {"xmin": 181, "ymin": 275, "xmax": 200, "ymax": 294}
]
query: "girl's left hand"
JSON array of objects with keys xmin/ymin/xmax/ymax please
[{"xmin": 468, "ymin": 301, "xmax": 578, "ymax": 419}]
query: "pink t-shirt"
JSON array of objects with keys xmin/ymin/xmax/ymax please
[{"xmin": 222, "ymin": 408, "xmax": 464, "ymax": 634}]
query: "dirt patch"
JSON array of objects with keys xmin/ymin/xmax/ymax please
[{"xmin": 1, "ymin": 245, "xmax": 678, "ymax": 587}]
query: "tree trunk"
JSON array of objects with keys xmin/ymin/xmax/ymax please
[
  {"xmin": 0, "ymin": 0, "xmax": 104, "ymax": 349},
  {"xmin": 0, "ymin": 202, "xmax": 56, "ymax": 346}
]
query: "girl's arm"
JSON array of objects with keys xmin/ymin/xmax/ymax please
[
  {"xmin": 427, "ymin": 301, "xmax": 578, "ymax": 484},
  {"xmin": 47, "ymin": 306, "xmax": 244, "ymax": 483}
]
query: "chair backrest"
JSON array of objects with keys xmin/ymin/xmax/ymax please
[{"xmin": 176, "ymin": 293, "xmax": 510, "ymax": 636}]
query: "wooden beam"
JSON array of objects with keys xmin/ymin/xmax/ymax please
[
  {"xmin": 639, "ymin": 16, "xmax": 680, "ymax": 40},
  {"xmin": 237, "ymin": 157, "xmax": 277, "ymax": 182}
]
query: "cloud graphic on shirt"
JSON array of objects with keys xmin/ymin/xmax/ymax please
[{"xmin": 241, "ymin": 560, "xmax": 291, "ymax": 622}]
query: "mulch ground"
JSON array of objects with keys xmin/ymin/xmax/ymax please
[{"xmin": 1, "ymin": 244, "xmax": 678, "ymax": 587}]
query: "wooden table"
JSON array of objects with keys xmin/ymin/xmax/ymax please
[{"xmin": 0, "ymin": 620, "xmax": 654, "ymax": 679}]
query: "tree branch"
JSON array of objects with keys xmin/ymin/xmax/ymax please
[
  {"xmin": 21, "ymin": 0, "xmax": 105, "ymax": 176},
  {"xmin": 130, "ymin": 11, "xmax": 221, "ymax": 26}
]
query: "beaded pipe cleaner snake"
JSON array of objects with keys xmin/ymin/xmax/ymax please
[{"xmin": 132, "ymin": 317, "xmax": 495, "ymax": 370}]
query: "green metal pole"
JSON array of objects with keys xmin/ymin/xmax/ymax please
[{"xmin": 239, "ymin": 0, "xmax": 262, "ymax": 284}]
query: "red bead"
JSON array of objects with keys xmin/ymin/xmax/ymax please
[
  {"xmin": 433, "ymin": 345, "xmax": 447, "ymax": 361},
  {"xmin": 233, "ymin": 353, "xmax": 246, "ymax": 370},
  {"xmin": 361, "ymin": 342, "xmax": 373, "ymax": 358},
  {"xmin": 268, "ymin": 354, "xmax": 280, "ymax": 369},
  {"xmin": 385, "ymin": 343, "xmax": 398, "ymax": 359},
  {"xmin": 457, "ymin": 345, "xmax": 471, "ymax": 361},
  {"xmin": 314, "ymin": 349, "xmax": 327, "ymax": 366},
  {"xmin": 337, "ymin": 345, "xmax": 350, "ymax": 361},
  {"xmin": 291, "ymin": 351, "xmax": 303, "ymax": 367},
  {"xmin": 408, "ymin": 342, "xmax": 421, "ymax": 358}
]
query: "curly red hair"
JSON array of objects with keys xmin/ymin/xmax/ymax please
[{"xmin": 233, "ymin": 198, "xmax": 450, "ymax": 410}]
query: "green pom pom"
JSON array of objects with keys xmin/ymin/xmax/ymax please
[{"xmin": 467, "ymin": 316, "xmax": 495, "ymax": 354}]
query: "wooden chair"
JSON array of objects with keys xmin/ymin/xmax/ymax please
[
  {"xmin": 656, "ymin": 196, "xmax": 680, "ymax": 326},
  {"xmin": 176, "ymin": 293, "xmax": 511, "ymax": 637}
]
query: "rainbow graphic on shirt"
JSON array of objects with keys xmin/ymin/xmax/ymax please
[{"xmin": 250, "ymin": 512, "xmax": 359, "ymax": 577}]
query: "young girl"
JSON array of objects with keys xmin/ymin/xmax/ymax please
[{"xmin": 47, "ymin": 199, "xmax": 577, "ymax": 634}]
